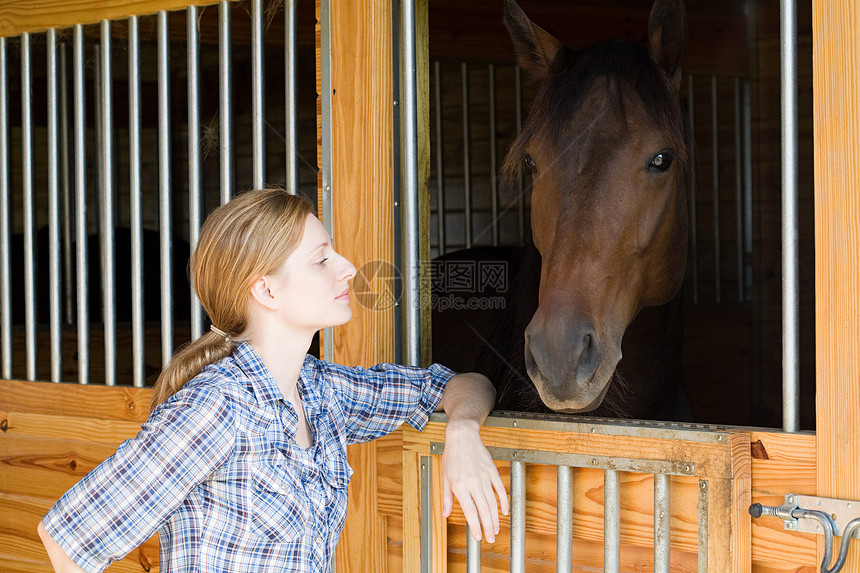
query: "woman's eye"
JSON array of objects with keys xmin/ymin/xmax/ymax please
[
  {"xmin": 524, "ymin": 154, "xmax": 537, "ymax": 174},
  {"xmin": 648, "ymin": 150, "xmax": 675, "ymax": 172},
  {"xmin": 317, "ymin": 257, "xmax": 329, "ymax": 266}
]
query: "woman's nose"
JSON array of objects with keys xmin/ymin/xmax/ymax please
[{"xmin": 339, "ymin": 255, "xmax": 357, "ymax": 281}]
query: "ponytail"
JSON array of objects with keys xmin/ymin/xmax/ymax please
[{"xmin": 151, "ymin": 332, "xmax": 236, "ymax": 409}]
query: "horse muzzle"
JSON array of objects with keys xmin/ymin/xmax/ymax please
[{"xmin": 523, "ymin": 311, "xmax": 622, "ymax": 412}]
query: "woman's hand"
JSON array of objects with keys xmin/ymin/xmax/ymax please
[
  {"xmin": 441, "ymin": 418, "xmax": 509, "ymax": 543},
  {"xmin": 436, "ymin": 372, "xmax": 509, "ymax": 543},
  {"xmin": 38, "ymin": 521, "xmax": 87, "ymax": 573}
]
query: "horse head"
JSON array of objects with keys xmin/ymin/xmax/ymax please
[{"xmin": 501, "ymin": 0, "xmax": 689, "ymax": 413}]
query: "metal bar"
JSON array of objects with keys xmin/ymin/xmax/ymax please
[
  {"xmin": 461, "ymin": 62, "xmax": 471, "ymax": 249},
  {"xmin": 488, "ymin": 63, "xmax": 498, "ymax": 246},
  {"xmin": 734, "ymin": 78, "xmax": 744, "ymax": 302},
  {"xmin": 73, "ymin": 24, "xmax": 89, "ymax": 384},
  {"xmin": 434, "ymin": 61, "xmax": 445, "ymax": 255},
  {"xmin": 60, "ymin": 42, "xmax": 73, "ymax": 327},
  {"xmin": 402, "ymin": 0, "xmax": 421, "ymax": 367},
  {"xmin": 129, "ymin": 16, "xmax": 145, "ymax": 388},
  {"xmin": 515, "ymin": 65, "xmax": 524, "ymax": 246},
  {"xmin": 158, "ymin": 11, "xmax": 174, "ymax": 364},
  {"xmin": 100, "ymin": 20, "xmax": 116, "ymax": 386},
  {"xmin": 219, "ymin": 0, "xmax": 233, "ymax": 204},
  {"xmin": 780, "ymin": 0, "xmax": 800, "ymax": 433},
  {"xmin": 319, "ymin": 0, "xmax": 333, "ymax": 360},
  {"xmin": 419, "ymin": 456, "xmax": 433, "ymax": 573},
  {"xmin": 654, "ymin": 473, "xmax": 671, "ymax": 572},
  {"xmin": 285, "ymin": 0, "xmax": 299, "ymax": 195},
  {"xmin": 251, "ymin": 0, "xmax": 265, "ymax": 188},
  {"xmin": 21, "ymin": 32, "xmax": 37, "ymax": 381},
  {"xmin": 187, "ymin": 5, "xmax": 204, "ymax": 342},
  {"xmin": 710, "ymin": 75, "xmax": 720, "ymax": 304},
  {"xmin": 557, "ymin": 465, "xmax": 573, "ymax": 573},
  {"xmin": 687, "ymin": 74, "xmax": 698, "ymax": 304},
  {"xmin": 698, "ymin": 480, "xmax": 709, "ymax": 573},
  {"xmin": 604, "ymin": 469, "xmax": 621, "ymax": 573},
  {"xmin": 472, "ymin": 445, "xmax": 696, "ymax": 475},
  {"xmin": 47, "ymin": 29, "xmax": 62, "ymax": 382},
  {"xmin": 466, "ymin": 527, "xmax": 481, "ymax": 572},
  {"xmin": 510, "ymin": 460, "xmax": 526, "ymax": 573},
  {"xmin": 0, "ymin": 38, "xmax": 9, "ymax": 380}
]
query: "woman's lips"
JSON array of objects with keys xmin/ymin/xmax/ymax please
[{"xmin": 336, "ymin": 287, "xmax": 350, "ymax": 301}]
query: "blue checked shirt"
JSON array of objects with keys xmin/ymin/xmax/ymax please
[{"xmin": 43, "ymin": 342, "xmax": 452, "ymax": 572}]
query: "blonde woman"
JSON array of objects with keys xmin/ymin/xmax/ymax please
[{"xmin": 38, "ymin": 188, "xmax": 508, "ymax": 572}]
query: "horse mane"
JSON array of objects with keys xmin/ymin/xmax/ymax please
[{"xmin": 500, "ymin": 39, "xmax": 689, "ymax": 194}]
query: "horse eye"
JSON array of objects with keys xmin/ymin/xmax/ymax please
[
  {"xmin": 648, "ymin": 150, "xmax": 675, "ymax": 172},
  {"xmin": 523, "ymin": 154, "xmax": 538, "ymax": 174}
]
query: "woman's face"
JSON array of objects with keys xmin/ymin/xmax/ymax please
[{"xmin": 265, "ymin": 214, "xmax": 357, "ymax": 335}]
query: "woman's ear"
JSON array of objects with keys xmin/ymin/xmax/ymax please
[{"xmin": 249, "ymin": 275, "xmax": 278, "ymax": 310}]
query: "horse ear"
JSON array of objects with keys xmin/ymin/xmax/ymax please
[
  {"xmin": 648, "ymin": 0, "xmax": 687, "ymax": 92},
  {"xmin": 503, "ymin": 0, "xmax": 563, "ymax": 82}
]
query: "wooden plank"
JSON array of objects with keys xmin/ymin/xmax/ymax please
[
  {"xmin": 321, "ymin": 1, "xmax": 395, "ymax": 569},
  {"xmin": 750, "ymin": 431, "xmax": 818, "ymax": 567},
  {"xmin": 0, "ymin": 379, "xmax": 152, "ymax": 423},
  {"xmin": 1, "ymin": 411, "xmax": 143, "ymax": 445},
  {"xmin": 0, "ymin": 0, "xmax": 221, "ymax": 37},
  {"xmin": 814, "ymin": 0, "xmax": 860, "ymax": 571},
  {"xmin": 402, "ymin": 451, "xmax": 421, "ymax": 571}
]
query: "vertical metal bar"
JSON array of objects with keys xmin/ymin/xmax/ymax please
[
  {"xmin": 687, "ymin": 74, "xmax": 698, "ymax": 304},
  {"xmin": 21, "ymin": 32, "xmax": 37, "ymax": 381},
  {"xmin": 419, "ymin": 456, "xmax": 433, "ymax": 573},
  {"xmin": 654, "ymin": 473, "xmax": 671, "ymax": 573},
  {"xmin": 556, "ymin": 466, "xmax": 573, "ymax": 573},
  {"xmin": 158, "ymin": 11, "xmax": 174, "ymax": 365},
  {"xmin": 219, "ymin": 1, "xmax": 234, "ymax": 204},
  {"xmin": 461, "ymin": 63, "xmax": 471, "ymax": 249},
  {"xmin": 129, "ymin": 16, "xmax": 145, "ymax": 388},
  {"xmin": 733, "ymin": 78, "xmax": 744, "ymax": 302},
  {"xmin": 466, "ymin": 528, "xmax": 481, "ymax": 572},
  {"xmin": 100, "ymin": 20, "xmax": 116, "ymax": 387},
  {"xmin": 710, "ymin": 75, "xmax": 720, "ymax": 304},
  {"xmin": 251, "ymin": 0, "xmax": 265, "ymax": 188},
  {"xmin": 319, "ymin": 0, "xmax": 333, "ymax": 361},
  {"xmin": 21, "ymin": 32, "xmax": 38, "ymax": 380},
  {"xmin": 514, "ymin": 65, "xmax": 524, "ymax": 246},
  {"xmin": 402, "ymin": 0, "xmax": 421, "ymax": 367},
  {"xmin": 188, "ymin": 5, "xmax": 204, "ymax": 342},
  {"xmin": 697, "ymin": 480, "xmax": 709, "ymax": 572},
  {"xmin": 60, "ymin": 42, "xmax": 73, "ymax": 327},
  {"xmin": 73, "ymin": 25, "xmax": 89, "ymax": 384},
  {"xmin": 284, "ymin": 0, "xmax": 299, "ymax": 195},
  {"xmin": 0, "ymin": 38, "xmax": 9, "ymax": 380},
  {"xmin": 510, "ymin": 460, "xmax": 526, "ymax": 573},
  {"xmin": 488, "ymin": 64, "xmax": 498, "ymax": 246},
  {"xmin": 780, "ymin": 0, "xmax": 800, "ymax": 433},
  {"xmin": 604, "ymin": 469, "xmax": 621, "ymax": 573},
  {"xmin": 48, "ymin": 29, "xmax": 62, "ymax": 382},
  {"xmin": 434, "ymin": 61, "xmax": 445, "ymax": 256}
]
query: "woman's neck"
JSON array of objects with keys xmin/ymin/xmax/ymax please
[{"xmin": 247, "ymin": 328, "xmax": 314, "ymax": 401}]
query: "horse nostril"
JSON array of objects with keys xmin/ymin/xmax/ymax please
[{"xmin": 575, "ymin": 329, "xmax": 601, "ymax": 382}]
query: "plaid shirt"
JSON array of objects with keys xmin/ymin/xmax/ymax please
[{"xmin": 43, "ymin": 342, "xmax": 451, "ymax": 572}]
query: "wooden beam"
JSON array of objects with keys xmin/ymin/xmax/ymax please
[
  {"xmin": 814, "ymin": 0, "xmax": 860, "ymax": 571},
  {"xmin": 318, "ymin": 0, "xmax": 396, "ymax": 571}
]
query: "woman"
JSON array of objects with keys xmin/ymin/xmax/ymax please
[{"xmin": 38, "ymin": 188, "xmax": 507, "ymax": 572}]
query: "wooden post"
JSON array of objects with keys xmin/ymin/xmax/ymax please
[
  {"xmin": 814, "ymin": 1, "xmax": 860, "ymax": 571},
  {"xmin": 317, "ymin": 0, "xmax": 396, "ymax": 571}
]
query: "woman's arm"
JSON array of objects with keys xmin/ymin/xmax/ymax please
[
  {"xmin": 437, "ymin": 372, "xmax": 509, "ymax": 543},
  {"xmin": 38, "ymin": 521, "xmax": 87, "ymax": 573}
]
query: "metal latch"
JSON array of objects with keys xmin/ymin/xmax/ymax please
[{"xmin": 750, "ymin": 494, "xmax": 860, "ymax": 573}]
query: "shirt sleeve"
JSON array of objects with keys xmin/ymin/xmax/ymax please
[
  {"xmin": 324, "ymin": 361, "xmax": 454, "ymax": 444},
  {"xmin": 41, "ymin": 384, "xmax": 236, "ymax": 573}
]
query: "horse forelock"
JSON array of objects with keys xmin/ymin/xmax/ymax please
[{"xmin": 500, "ymin": 39, "xmax": 689, "ymax": 197}]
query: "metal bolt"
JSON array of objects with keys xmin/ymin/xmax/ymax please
[
  {"xmin": 685, "ymin": 465, "xmax": 691, "ymax": 472},
  {"xmin": 787, "ymin": 496, "xmax": 794, "ymax": 504},
  {"xmin": 717, "ymin": 435, "xmax": 723, "ymax": 442},
  {"xmin": 701, "ymin": 482, "xmax": 707, "ymax": 490},
  {"xmin": 511, "ymin": 451, "xmax": 518, "ymax": 458},
  {"xmin": 590, "ymin": 427, "xmax": 596, "ymax": 433},
  {"xmin": 512, "ymin": 421, "xmax": 518, "ymax": 428},
  {"xmin": 591, "ymin": 458, "xmax": 597, "ymax": 465},
  {"xmin": 421, "ymin": 464, "xmax": 426, "ymax": 470}
]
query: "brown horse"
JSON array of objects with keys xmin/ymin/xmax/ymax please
[{"xmin": 499, "ymin": 0, "xmax": 689, "ymax": 413}]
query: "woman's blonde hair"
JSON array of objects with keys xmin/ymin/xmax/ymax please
[{"xmin": 151, "ymin": 188, "xmax": 314, "ymax": 408}]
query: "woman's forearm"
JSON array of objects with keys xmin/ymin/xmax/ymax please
[
  {"xmin": 437, "ymin": 372, "xmax": 496, "ymax": 424},
  {"xmin": 38, "ymin": 521, "xmax": 87, "ymax": 573}
]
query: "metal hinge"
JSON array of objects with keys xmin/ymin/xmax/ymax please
[{"xmin": 750, "ymin": 494, "xmax": 860, "ymax": 573}]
